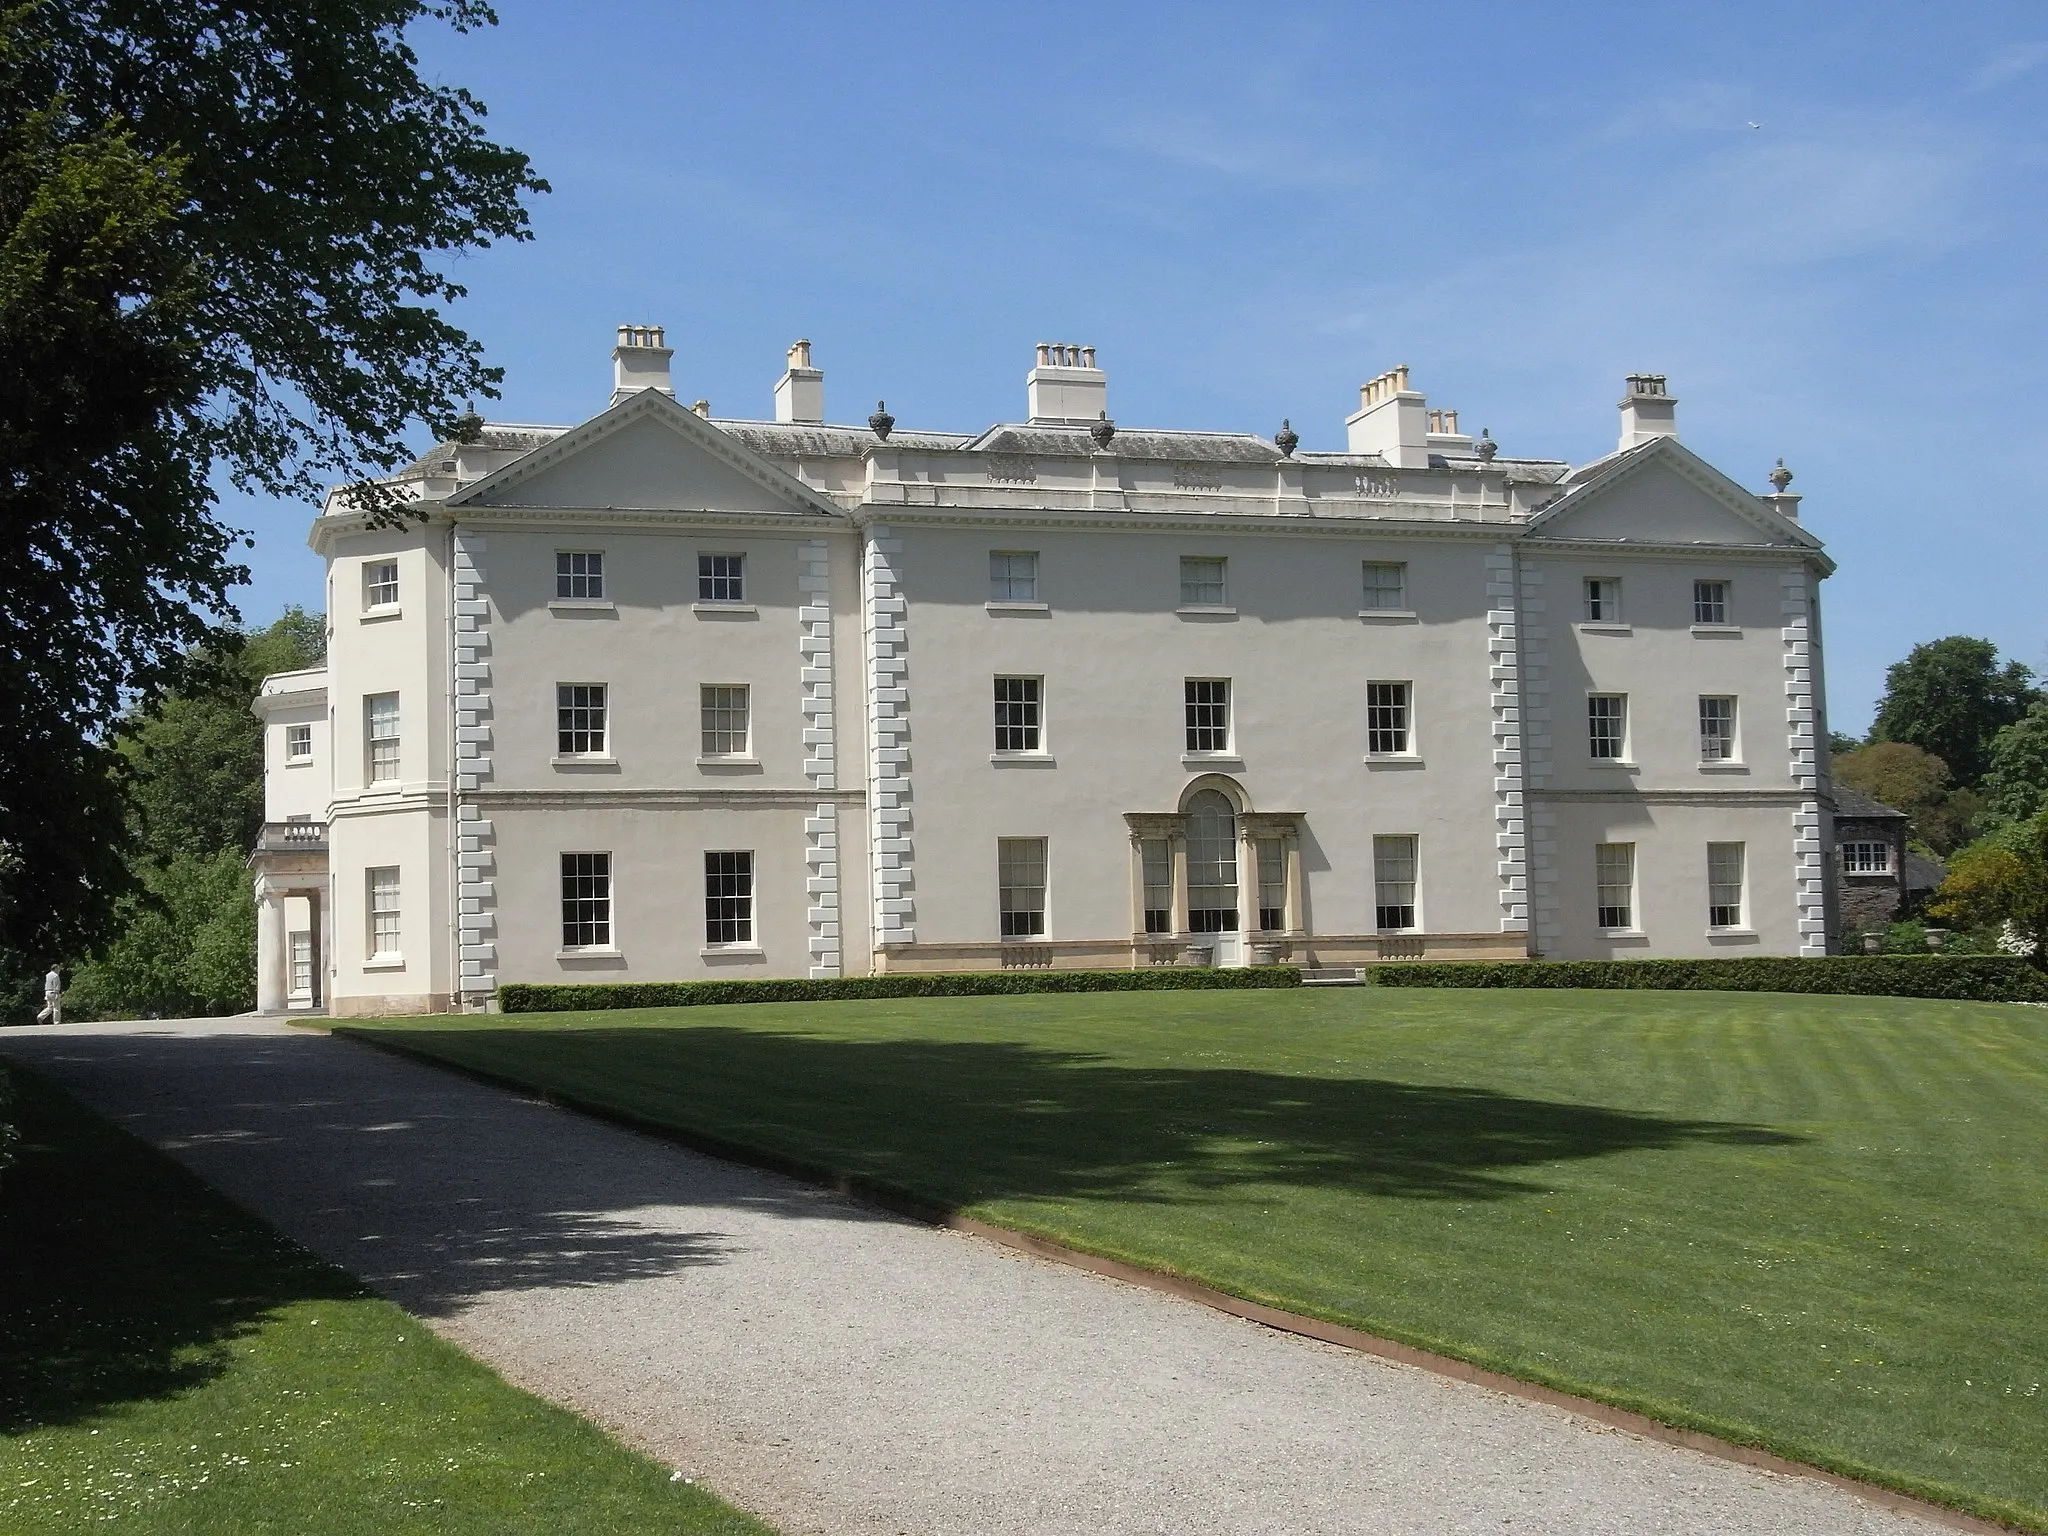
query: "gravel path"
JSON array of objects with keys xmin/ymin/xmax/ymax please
[{"xmin": 2, "ymin": 1018, "xmax": 1964, "ymax": 1536}]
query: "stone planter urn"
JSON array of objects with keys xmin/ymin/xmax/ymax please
[{"xmin": 1923, "ymin": 928, "xmax": 1949, "ymax": 951}]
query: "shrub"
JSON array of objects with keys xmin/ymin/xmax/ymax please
[
  {"xmin": 1368, "ymin": 955, "xmax": 2048, "ymax": 1002},
  {"xmin": 498, "ymin": 965, "xmax": 1303, "ymax": 1014}
]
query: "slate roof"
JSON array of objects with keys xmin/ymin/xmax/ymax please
[
  {"xmin": 714, "ymin": 421, "xmax": 972, "ymax": 456},
  {"xmin": 1833, "ymin": 787, "xmax": 1909, "ymax": 820}
]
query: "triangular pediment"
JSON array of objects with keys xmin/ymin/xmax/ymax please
[
  {"xmin": 1527, "ymin": 438, "xmax": 1820, "ymax": 553},
  {"xmin": 447, "ymin": 389, "xmax": 841, "ymax": 517}
]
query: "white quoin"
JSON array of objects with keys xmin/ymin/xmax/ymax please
[
  {"xmin": 611, "ymin": 325, "xmax": 674, "ymax": 406},
  {"xmin": 1618, "ymin": 373, "xmax": 1679, "ymax": 450},
  {"xmin": 1026, "ymin": 342, "xmax": 1106, "ymax": 425},
  {"xmin": 775, "ymin": 338, "xmax": 825, "ymax": 424}
]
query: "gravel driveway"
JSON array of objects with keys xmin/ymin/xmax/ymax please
[{"xmin": 1, "ymin": 1019, "xmax": 1968, "ymax": 1535}]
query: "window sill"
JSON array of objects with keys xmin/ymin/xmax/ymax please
[
  {"xmin": 363, "ymin": 956, "xmax": 406, "ymax": 972},
  {"xmin": 359, "ymin": 606, "xmax": 403, "ymax": 624},
  {"xmin": 1841, "ymin": 870, "xmax": 1895, "ymax": 879},
  {"xmin": 549, "ymin": 598, "xmax": 615, "ymax": 614},
  {"xmin": 991, "ymin": 752, "xmax": 1056, "ymax": 767},
  {"xmin": 552, "ymin": 755, "xmax": 620, "ymax": 771},
  {"xmin": 1364, "ymin": 754, "xmax": 1424, "ymax": 768},
  {"xmin": 1588, "ymin": 759, "xmax": 1638, "ymax": 770},
  {"xmin": 285, "ymin": 756, "xmax": 315, "ymax": 768},
  {"xmin": 1358, "ymin": 608, "xmax": 1417, "ymax": 621},
  {"xmin": 700, "ymin": 944, "xmax": 765, "ymax": 960},
  {"xmin": 1577, "ymin": 622, "xmax": 1631, "ymax": 635},
  {"xmin": 1707, "ymin": 928, "xmax": 1759, "ymax": 941},
  {"xmin": 1697, "ymin": 761, "xmax": 1749, "ymax": 773},
  {"xmin": 695, "ymin": 755, "xmax": 761, "ymax": 769},
  {"xmin": 1690, "ymin": 624, "xmax": 1742, "ymax": 637},
  {"xmin": 1175, "ymin": 605, "xmax": 1238, "ymax": 620},
  {"xmin": 692, "ymin": 602, "xmax": 757, "ymax": 618},
  {"xmin": 556, "ymin": 947, "xmax": 624, "ymax": 964},
  {"xmin": 1181, "ymin": 752, "xmax": 1243, "ymax": 768},
  {"xmin": 1598, "ymin": 929, "xmax": 1648, "ymax": 942},
  {"xmin": 985, "ymin": 600, "xmax": 1049, "ymax": 614}
]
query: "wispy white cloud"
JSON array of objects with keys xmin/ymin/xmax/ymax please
[{"xmin": 1969, "ymin": 41, "xmax": 2048, "ymax": 93}]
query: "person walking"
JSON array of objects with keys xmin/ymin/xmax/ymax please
[{"xmin": 34, "ymin": 964, "xmax": 61, "ymax": 1026}]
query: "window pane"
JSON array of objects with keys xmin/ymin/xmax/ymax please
[
  {"xmin": 1140, "ymin": 838, "xmax": 1172, "ymax": 934},
  {"xmin": 561, "ymin": 852, "xmax": 612, "ymax": 948},
  {"xmin": 705, "ymin": 850, "xmax": 754, "ymax": 944},
  {"xmin": 1584, "ymin": 578, "xmax": 1618, "ymax": 622},
  {"xmin": 1185, "ymin": 679, "xmax": 1230, "ymax": 754},
  {"xmin": 1367, "ymin": 681, "xmax": 1411, "ymax": 754},
  {"xmin": 1842, "ymin": 841, "xmax": 1889, "ymax": 874},
  {"xmin": 998, "ymin": 837, "xmax": 1047, "ymax": 937},
  {"xmin": 367, "ymin": 867, "xmax": 400, "ymax": 957},
  {"xmin": 1694, "ymin": 580, "xmax": 1728, "ymax": 625},
  {"xmin": 1179, "ymin": 556, "xmax": 1227, "ymax": 606},
  {"xmin": 989, "ymin": 551, "xmax": 1038, "ymax": 602},
  {"xmin": 700, "ymin": 684, "xmax": 750, "ymax": 756},
  {"xmin": 556, "ymin": 550, "xmax": 605, "ymax": 600},
  {"xmin": 366, "ymin": 694, "xmax": 400, "ymax": 782},
  {"xmin": 1185, "ymin": 790, "xmax": 1238, "ymax": 931},
  {"xmin": 557, "ymin": 683, "xmax": 607, "ymax": 756},
  {"xmin": 1256, "ymin": 837, "xmax": 1286, "ymax": 931},
  {"xmin": 993, "ymin": 676, "xmax": 1042, "ymax": 752},
  {"xmin": 698, "ymin": 553, "xmax": 744, "ymax": 602},
  {"xmin": 1587, "ymin": 695, "xmax": 1626, "ymax": 760},
  {"xmin": 364, "ymin": 561, "xmax": 399, "ymax": 609},
  {"xmin": 1699, "ymin": 696, "xmax": 1736, "ymax": 760},
  {"xmin": 1362, "ymin": 562, "xmax": 1407, "ymax": 611},
  {"xmin": 285, "ymin": 724, "xmax": 312, "ymax": 760},
  {"xmin": 1595, "ymin": 842, "xmax": 1635, "ymax": 929},
  {"xmin": 1374, "ymin": 834, "xmax": 1418, "ymax": 931},
  {"xmin": 1707, "ymin": 842, "xmax": 1744, "ymax": 927}
]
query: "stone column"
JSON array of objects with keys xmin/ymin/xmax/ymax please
[
  {"xmin": 304, "ymin": 887, "xmax": 323, "ymax": 1008},
  {"xmin": 1283, "ymin": 830, "xmax": 1305, "ymax": 935},
  {"xmin": 254, "ymin": 888, "xmax": 286, "ymax": 1014},
  {"xmin": 1169, "ymin": 832, "xmax": 1190, "ymax": 936}
]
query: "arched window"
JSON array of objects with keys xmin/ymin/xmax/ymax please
[{"xmin": 1186, "ymin": 789, "xmax": 1239, "ymax": 933}]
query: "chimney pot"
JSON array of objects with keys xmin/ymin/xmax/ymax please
[
  {"xmin": 1347, "ymin": 364, "xmax": 1430, "ymax": 467},
  {"xmin": 610, "ymin": 322, "xmax": 675, "ymax": 406},
  {"xmin": 1617, "ymin": 372, "xmax": 1679, "ymax": 449},
  {"xmin": 1025, "ymin": 341, "xmax": 1107, "ymax": 425}
]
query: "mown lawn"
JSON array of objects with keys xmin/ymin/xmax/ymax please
[
  {"xmin": 345, "ymin": 988, "xmax": 2048, "ymax": 1530},
  {"xmin": 0, "ymin": 1065, "xmax": 774, "ymax": 1536}
]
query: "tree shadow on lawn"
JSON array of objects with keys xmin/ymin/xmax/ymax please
[{"xmin": 395, "ymin": 1023, "xmax": 1806, "ymax": 1211}]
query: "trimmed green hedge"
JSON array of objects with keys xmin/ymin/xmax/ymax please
[
  {"xmin": 1369, "ymin": 955, "xmax": 2048, "ymax": 1002},
  {"xmin": 498, "ymin": 965, "xmax": 1304, "ymax": 1014}
]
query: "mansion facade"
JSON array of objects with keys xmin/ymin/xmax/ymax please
[{"xmin": 252, "ymin": 331, "xmax": 1840, "ymax": 1015}]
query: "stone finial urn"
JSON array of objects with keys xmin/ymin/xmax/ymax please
[
  {"xmin": 1274, "ymin": 419, "xmax": 1299, "ymax": 458},
  {"xmin": 868, "ymin": 400, "xmax": 895, "ymax": 441}
]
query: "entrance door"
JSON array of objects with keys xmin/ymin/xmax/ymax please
[{"xmin": 1185, "ymin": 790, "xmax": 1243, "ymax": 966}]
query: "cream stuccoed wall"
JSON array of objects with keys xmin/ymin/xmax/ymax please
[
  {"xmin": 322, "ymin": 525, "xmax": 457, "ymax": 1014},
  {"xmin": 257, "ymin": 669, "xmax": 329, "ymax": 822},
  {"xmin": 891, "ymin": 521, "xmax": 1514, "ymax": 952}
]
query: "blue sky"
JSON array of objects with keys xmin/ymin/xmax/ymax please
[{"xmin": 229, "ymin": 1, "xmax": 2048, "ymax": 734}]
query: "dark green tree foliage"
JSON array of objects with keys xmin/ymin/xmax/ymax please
[
  {"xmin": 1984, "ymin": 703, "xmax": 2048, "ymax": 826},
  {"xmin": 0, "ymin": 1, "xmax": 541, "ymax": 965},
  {"xmin": 1870, "ymin": 637, "xmax": 2041, "ymax": 787}
]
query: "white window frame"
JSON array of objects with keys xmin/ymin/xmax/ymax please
[
  {"xmin": 1179, "ymin": 555, "xmax": 1228, "ymax": 608},
  {"xmin": 1361, "ymin": 561, "xmax": 1409, "ymax": 613},
  {"xmin": 989, "ymin": 550, "xmax": 1040, "ymax": 604},
  {"xmin": 560, "ymin": 852, "xmax": 613, "ymax": 951},
  {"xmin": 1699, "ymin": 695, "xmax": 1738, "ymax": 762},
  {"xmin": 1595, "ymin": 842, "xmax": 1636, "ymax": 932},
  {"xmin": 284, "ymin": 723, "xmax": 313, "ymax": 763},
  {"xmin": 704, "ymin": 850, "xmax": 755, "ymax": 946},
  {"xmin": 1841, "ymin": 841, "xmax": 1892, "ymax": 875},
  {"xmin": 700, "ymin": 684, "xmax": 751, "ymax": 758},
  {"xmin": 1373, "ymin": 834, "xmax": 1419, "ymax": 932},
  {"xmin": 1707, "ymin": 842, "xmax": 1746, "ymax": 930},
  {"xmin": 1255, "ymin": 837, "xmax": 1287, "ymax": 932},
  {"xmin": 556, "ymin": 550, "xmax": 606, "ymax": 600},
  {"xmin": 1693, "ymin": 578, "xmax": 1731, "ymax": 626},
  {"xmin": 1366, "ymin": 681, "xmax": 1413, "ymax": 756},
  {"xmin": 366, "ymin": 866, "xmax": 401, "ymax": 961},
  {"xmin": 1184, "ymin": 678, "xmax": 1232, "ymax": 755},
  {"xmin": 1587, "ymin": 694, "xmax": 1628, "ymax": 762},
  {"xmin": 1140, "ymin": 838, "xmax": 1173, "ymax": 936},
  {"xmin": 998, "ymin": 837, "xmax": 1048, "ymax": 938},
  {"xmin": 556, "ymin": 683, "xmax": 608, "ymax": 758},
  {"xmin": 1583, "ymin": 577, "xmax": 1622, "ymax": 623},
  {"xmin": 993, "ymin": 675, "xmax": 1043, "ymax": 754},
  {"xmin": 698, "ymin": 552, "xmax": 745, "ymax": 604},
  {"xmin": 365, "ymin": 693, "xmax": 400, "ymax": 784},
  {"xmin": 363, "ymin": 559, "xmax": 399, "ymax": 612}
]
